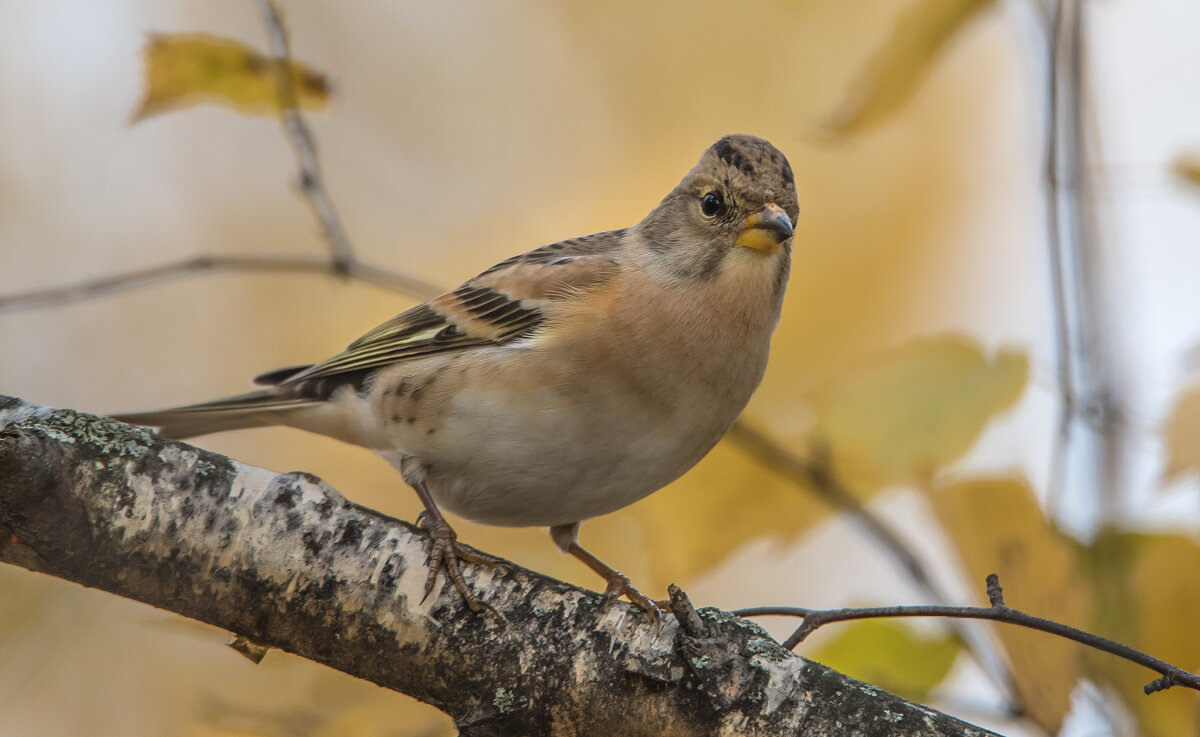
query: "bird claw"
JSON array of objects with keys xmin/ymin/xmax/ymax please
[
  {"xmin": 598, "ymin": 571, "xmax": 663, "ymax": 623},
  {"xmin": 418, "ymin": 516, "xmax": 507, "ymax": 620}
]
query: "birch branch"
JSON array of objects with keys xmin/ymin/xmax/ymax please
[{"xmin": 0, "ymin": 395, "xmax": 994, "ymax": 737}]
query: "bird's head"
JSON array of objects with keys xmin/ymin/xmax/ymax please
[{"xmin": 635, "ymin": 134, "xmax": 798, "ymax": 282}]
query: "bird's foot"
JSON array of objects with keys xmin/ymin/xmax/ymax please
[
  {"xmin": 418, "ymin": 514, "xmax": 507, "ymax": 619},
  {"xmin": 598, "ymin": 570, "xmax": 664, "ymax": 623}
]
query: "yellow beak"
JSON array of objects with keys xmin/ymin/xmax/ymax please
[{"xmin": 734, "ymin": 203, "xmax": 794, "ymax": 253}]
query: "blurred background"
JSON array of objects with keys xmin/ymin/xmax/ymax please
[{"xmin": 2, "ymin": 1, "xmax": 1199, "ymax": 735}]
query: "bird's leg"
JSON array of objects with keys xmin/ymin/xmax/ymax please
[
  {"xmin": 411, "ymin": 480, "xmax": 506, "ymax": 617},
  {"xmin": 550, "ymin": 523, "xmax": 662, "ymax": 621}
]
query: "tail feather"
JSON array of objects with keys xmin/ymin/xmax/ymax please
[{"xmin": 112, "ymin": 389, "xmax": 320, "ymax": 440}]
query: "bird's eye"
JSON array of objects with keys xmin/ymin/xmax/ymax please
[{"xmin": 700, "ymin": 192, "xmax": 724, "ymax": 218}]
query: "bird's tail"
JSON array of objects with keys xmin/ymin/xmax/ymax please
[{"xmin": 112, "ymin": 390, "xmax": 321, "ymax": 440}]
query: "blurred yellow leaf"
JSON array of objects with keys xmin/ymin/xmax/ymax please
[
  {"xmin": 609, "ymin": 438, "xmax": 833, "ymax": 589},
  {"xmin": 823, "ymin": 0, "xmax": 994, "ymax": 138},
  {"xmin": 808, "ymin": 619, "xmax": 960, "ymax": 702},
  {"xmin": 133, "ymin": 33, "xmax": 330, "ymax": 122},
  {"xmin": 1172, "ymin": 155, "xmax": 1200, "ymax": 190},
  {"xmin": 1162, "ymin": 382, "xmax": 1200, "ymax": 482},
  {"xmin": 929, "ymin": 476, "xmax": 1085, "ymax": 734},
  {"xmin": 810, "ymin": 335, "xmax": 1027, "ymax": 490},
  {"xmin": 1081, "ymin": 532, "xmax": 1200, "ymax": 737}
]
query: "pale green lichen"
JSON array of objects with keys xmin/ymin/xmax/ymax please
[
  {"xmin": 690, "ymin": 654, "xmax": 711, "ymax": 670},
  {"xmin": 193, "ymin": 459, "xmax": 217, "ymax": 477},
  {"xmin": 743, "ymin": 636, "xmax": 789, "ymax": 662},
  {"xmin": 493, "ymin": 687, "xmax": 526, "ymax": 715},
  {"xmin": 11, "ymin": 410, "xmax": 155, "ymax": 459},
  {"xmin": 698, "ymin": 607, "xmax": 775, "ymax": 639}
]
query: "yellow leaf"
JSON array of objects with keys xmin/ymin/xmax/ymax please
[
  {"xmin": 808, "ymin": 619, "xmax": 960, "ymax": 702},
  {"xmin": 1081, "ymin": 532, "xmax": 1200, "ymax": 737},
  {"xmin": 1162, "ymin": 382, "xmax": 1200, "ymax": 482},
  {"xmin": 133, "ymin": 33, "xmax": 330, "ymax": 122},
  {"xmin": 823, "ymin": 0, "xmax": 995, "ymax": 138},
  {"xmin": 929, "ymin": 476, "xmax": 1085, "ymax": 734},
  {"xmin": 605, "ymin": 438, "xmax": 834, "ymax": 589},
  {"xmin": 810, "ymin": 335, "xmax": 1027, "ymax": 490}
]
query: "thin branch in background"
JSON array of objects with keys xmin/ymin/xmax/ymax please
[
  {"xmin": 256, "ymin": 0, "xmax": 355, "ymax": 270},
  {"xmin": 724, "ymin": 422, "xmax": 1021, "ymax": 713},
  {"xmin": 0, "ymin": 255, "xmax": 441, "ymax": 315},
  {"xmin": 736, "ymin": 574, "xmax": 1200, "ymax": 696},
  {"xmin": 1041, "ymin": 0, "xmax": 1125, "ymax": 522},
  {"xmin": 1041, "ymin": 0, "xmax": 1076, "ymax": 515},
  {"xmin": 0, "ymin": 0, "xmax": 444, "ymax": 316}
]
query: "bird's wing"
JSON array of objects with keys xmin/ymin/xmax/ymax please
[{"xmin": 275, "ymin": 231, "xmax": 624, "ymax": 394}]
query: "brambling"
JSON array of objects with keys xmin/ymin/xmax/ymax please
[{"xmin": 115, "ymin": 134, "xmax": 799, "ymax": 618}]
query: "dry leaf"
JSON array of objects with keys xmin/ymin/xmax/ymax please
[
  {"xmin": 823, "ymin": 0, "xmax": 995, "ymax": 138},
  {"xmin": 929, "ymin": 476, "xmax": 1085, "ymax": 733},
  {"xmin": 1162, "ymin": 382, "xmax": 1200, "ymax": 482},
  {"xmin": 133, "ymin": 33, "xmax": 330, "ymax": 122},
  {"xmin": 809, "ymin": 334, "xmax": 1027, "ymax": 491}
]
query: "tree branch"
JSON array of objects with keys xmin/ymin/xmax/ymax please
[
  {"xmin": 0, "ymin": 395, "xmax": 996, "ymax": 737},
  {"xmin": 736, "ymin": 574, "xmax": 1200, "ymax": 697},
  {"xmin": 257, "ymin": 0, "xmax": 354, "ymax": 270}
]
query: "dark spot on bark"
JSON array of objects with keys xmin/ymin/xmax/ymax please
[
  {"xmin": 220, "ymin": 517, "xmax": 239, "ymax": 548},
  {"xmin": 204, "ymin": 511, "xmax": 217, "ymax": 532},
  {"xmin": 165, "ymin": 519, "xmax": 178, "ymax": 536},
  {"xmin": 315, "ymin": 495, "xmax": 335, "ymax": 518},
  {"xmin": 368, "ymin": 528, "xmax": 387, "ymax": 548},
  {"xmin": 392, "ymin": 414, "xmax": 402, "ymax": 423},
  {"xmin": 407, "ymin": 417, "xmax": 416, "ymax": 424},
  {"xmin": 302, "ymin": 530, "xmax": 324, "ymax": 559},
  {"xmin": 339, "ymin": 518, "xmax": 364, "ymax": 548},
  {"xmin": 377, "ymin": 552, "xmax": 406, "ymax": 590},
  {"xmin": 274, "ymin": 487, "xmax": 298, "ymax": 508},
  {"xmin": 410, "ymin": 385, "xmax": 425, "ymax": 401},
  {"xmin": 395, "ymin": 378, "xmax": 410, "ymax": 397},
  {"xmin": 426, "ymin": 428, "xmax": 436, "ymax": 435},
  {"xmin": 180, "ymin": 495, "xmax": 195, "ymax": 521}
]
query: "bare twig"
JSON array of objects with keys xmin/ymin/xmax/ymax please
[
  {"xmin": 0, "ymin": 254, "xmax": 440, "ymax": 315},
  {"xmin": 1040, "ymin": 0, "xmax": 1075, "ymax": 514},
  {"xmin": 256, "ymin": 0, "xmax": 354, "ymax": 269},
  {"xmin": 1041, "ymin": 0, "xmax": 1125, "ymax": 520},
  {"xmin": 735, "ymin": 574, "xmax": 1200, "ymax": 696},
  {"xmin": 0, "ymin": 1, "xmax": 444, "ymax": 316}
]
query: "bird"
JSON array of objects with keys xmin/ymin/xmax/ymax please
[{"xmin": 114, "ymin": 134, "xmax": 799, "ymax": 619}]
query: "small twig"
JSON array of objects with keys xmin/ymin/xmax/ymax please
[
  {"xmin": 667, "ymin": 584, "xmax": 707, "ymax": 638},
  {"xmin": 0, "ymin": 254, "xmax": 441, "ymax": 315},
  {"xmin": 256, "ymin": 0, "xmax": 354, "ymax": 270},
  {"xmin": 735, "ymin": 574, "xmax": 1200, "ymax": 696},
  {"xmin": 1040, "ymin": 0, "xmax": 1075, "ymax": 516}
]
